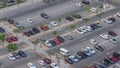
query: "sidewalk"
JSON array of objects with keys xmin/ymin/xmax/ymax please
[{"xmin": 0, "ymin": 0, "xmax": 42, "ymax": 13}]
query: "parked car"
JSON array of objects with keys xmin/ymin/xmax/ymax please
[
  {"xmin": 50, "ymin": 63, "xmax": 59, "ymax": 68},
  {"xmin": 6, "ymin": 37, "xmax": 12, "ymax": 43},
  {"xmin": 27, "ymin": 62, "xmax": 36, "ymax": 68},
  {"xmin": 109, "ymin": 38, "xmax": 119, "ymax": 44},
  {"xmin": 65, "ymin": 58, "xmax": 74, "ymax": 64},
  {"xmin": 8, "ymin": 54, "xmax": 16, "ymax": 60},
  {"xmin": 64, "ymin": 35, "xmax": 74, "ymax": 40},
  {"xmin": 40, "ymin": 25, "xmax": 49, "ymax": 31},
  {"xmin": 41, "ymin": 12, "xmax": 49, "ymax": 19},
  {"xmin": 75, "ymin": 28, "xmax": 84, "ymax": 35},
  {"xmin": 94, "ymin": 45, "xmax": 104, "ymax": 51},
  {"xmin": 77, "ymin": 51, "xmax": 88, "ymax": 59},
  {"xmin": 68, "ymin": 55, "xmax": 79, "ymax": 62},
  {"xmin": 32, "ymin": 27, "xmax": 40, "ymax": 33},
  {"xmin": 13, "ymin": 22, "xmax": 21, "ymax": 27},
  {"xmin": 90, "ymin": 23, "xmax": 101, "ymax": 30},
  {"xmin": 100, "ymin": 34, "xmax": 110, "ymax": 40},
  {"xmin": 18, "ymin": 50, "xmax": 27, "ymax": 57},
  {"xmin": 59, "ymin": 48, "xmax": 71, "ymax": 56},
  {"xmin": 26, "ymin": 18, "xmax": 34, "ymax": 23},
  {"xmin": 104, "ymin": 17, "xmax": 116, "ymax": 24},
  {"xmin": 90, "ymin": 7, "xmax": 98, "ymax": 12},
  {"xmin": 10, "ymin": 36, "xmax": 18, "ymax": 42},
  {"xmin": 65, "ymin": 16, "xmax": 74, "ymax": 21},
  {"xmin": 56, "ymin": 36, "xmax": 64, "ymax": 42},
  {"xmin": 12, "ymin": 52, "xmax": 21, "ymax": 59},
  {"xmin": 117, "ymin": 13, "xmax": 120, "ymax": 17},
  {"xmin": 108, "ymin": 30, "xmax": 117, "ymax": 37},
  {"xmin": 38, "ymin": 60, "xmax": 46, "ymax": 66},
  {"xmin": 103, "ymin": 4, "xmax": 111, "ymax": 9},
  {"xmin": 43, "ymin": 58, "xmax": 51, "ymax": 64},
  {"xmin": 50, "ymin": 21, "xmax": 58, "ymax": 26},
  {"xmin": 81, "ymin": 0, "xmax": 90, "ymax": 5},
  {"xmin": 74, "ymin": 14, "xmax": 82, "ymax": 19},
  {"xmin": 75, "ymin": 2, "xmax": 83, "ymax": 7},
  {"xmin": 90, "ymin": 39, "xmax": 98, "ymax": 45},
  {"xmin": 44, "ymin": 40, "xmax": 56, "ymax": 47},
  {"xmin": 107, "ymin": 54, "xmax": 119, "ymax": 62},
  {"xmin": 51, "ymin": 37, "xmax": 61, "ymax": 45},
  {"xmin": 0, "ymin": 27, "xmax": 5, "ymax": 33}
]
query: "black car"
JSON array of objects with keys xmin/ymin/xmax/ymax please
[
  {"xmin": 108, "ymin": 17, "xmax": 116, "ymax": 22},
  {"xmin": 0, "ymin": 27, "xmax": 5, "ymax": 33},
  {"xmin": 32, "ymin": 27, "xmax": 40, "ymax": 33},
  {"xmin": 94, "ymin": 45, "xmax": 104, "ymax": 51},
  {"xmin": 81, "ymin": 0, "xmax": 90, "ymax": 5},
  {"xmin": 56, "ymin": 36, "xmax": 64, "ymax": 42},
  {"xmin": 77, "ymin": 51, "xmax": 88, "ymax": 59},
  {"xmin": 65, "ymin": 58, "xmax": 74, "ymax": 64},
  {"xmin": 90, "ymin": 23, "xmax": 102, "ymax": 30},
  {"xmin": 41, "ymin": 12, "xmax": 49, "ymax": 19},
  {"xmin": 93, "ymin": 63, "xmax": 105, "ymax": 68},
  {"xmin": 7, "ymin": 18, "xmax": 14, "ymax": 24},
  {"xmin": 65, "ymin": 16, "xmax": 74, "ymax": 21},
  {"xmin": 7, "ymin": 0, "xmax": 15, "ymax": 3},
  {"xmin": 23, "ymin": 32, "xmax": 31, "ymax": 37},
  {"xmin": 49, "ymin": 40, "xmax": 56, "ymax": 46},
  {"xmin": 75, "ymin": 15, "xmax": 81, "ymax": 19},
  {"xmin": 18, "ymin": 50, "xmax": 27, "ymax": 57}
]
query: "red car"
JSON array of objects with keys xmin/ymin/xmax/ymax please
[
  {"xmin": 108, "ymin": 30, "xmax": 117, "ymax": 37},
  {"xmin": 6, "ymin": 38, "xmax": 12, "ymax": 43},
  {"xmin": 89, "ymin": 65, "xmax": 97, "ymax": 68},
  {"xmin": 43, "ymin": 58, "xmax": 51, "ymax": 64},
  {"xmin": 10, "ymin": 36, "xmax": 18, "ymax": 41},
  {"xmin": 51, "ymin": 38, "xmax": 61, "ymax": 45},
  {"xmin": 108, "ymin": 54, "xmax": 119, "ymax": 62}
]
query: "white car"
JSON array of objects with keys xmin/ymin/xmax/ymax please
[
  {"xmin": 26, "ymin": 18, "xmax": 34, "ymax": 23},
  {"xmin": 8, "ymin": 54, "xmax": 16, "ymax": 60},
  {"xmin": 100, "ymin": 34, "xmax": 110, "ymax": 40},
  {"xmin": 117, "ymin": 13, "xmax": 120, "ymax": 17},
  {"xmin": 84, "ymin": 26, "xmax": 93, "ymax": 32},
  {"xmin": 27, "ymin": 62, "xmax": 36, "ymax": 68},
  {"xmin": 44, "ymin": 40, "xmax": 53, "ymax": 47},
  {"xmin": 50, "ymin": 21, "xmax": 58, "ymax": 26},
  {"xmin": 75, "ymin": 2, "xmax": 83, "ymax": 7},
  {"xmin": 104, "ymin": 19, "xmax": 113, "ymax": 24},
  {"xmin": 75, "ymin": 29, "xmax": 84, "ymax": 35},
  {"xmin": 90, "ymin": 7, "xmax": 98, "ymax": 12},
  {"xmin": 109, "ymin": 38, "xmax": 119, "ymax": 44},
  {"xmin": 38, "ymin": 60, "xmax": 46, "ymax": 66},
  {"xmin": 103, "ymin": 4, "xmax": 110, "ymax": 9},
  {"xmin": 82, "ymin": 48, "xmax": 92, "ymax": 56},
  {"xmin": 68, "ymin": 56, "xmax": 79, "ymax": 62},
  {"xmin": 85, "ymin": 47, "xmax": 96, "ymax": 55},
  {"xmin": 50, "ymin": 63, "xmax": 59, "ymax": 68},
  {"xmin": 90, "ymin": 39, "xmax": 98, "ymax": 45},
  {"xmin": 81, "ymin": 26, "xmax": 87, "ymax": 33}
]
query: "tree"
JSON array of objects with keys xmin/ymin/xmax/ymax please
[
  {"xmin": 71, "ymin": 13, "xmax": 77, "ymax": 18},
  {"xmin": 85, "ymin": 6, "xmax": 91, "ymax": 17},
  {"xmin": 2, "ymin": 1, "xmax": 7, "ymax": 12},
  {"xmin": 16, "ymin": 0, "xmax": 22, "ymax": 7},
  {"xmin": 52, "ymin": 31, "xmax": 58, "ymax": 36},
  {"xmin": 7, "ymin": 43, "xmax": 18, "ymax": 52},
  {"xmin": 57, "ymin": 18, "xmax": 62, "ymax": 22},
  {"xmin": 0, "ymin": 34, "xmax": 6, "ymax": 46},
  {"xmin": 96, "ymin": 12, "xmax": 104, "ymax": 22},
  {"xmin": 82, "ymin": 17, "xmax": 89, "ymax": 24}
]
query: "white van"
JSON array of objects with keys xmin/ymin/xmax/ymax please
[{"xmin": 59, "ymin": 48, "xmax": 70, "ymax": 56}]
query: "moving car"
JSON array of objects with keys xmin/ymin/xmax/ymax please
[
  {"xmin": 41, "ymin": 12, "xmax": 49, "ymax": 19},
  {"xmin": 27, "ymin": 62, "xmax": 36, "ymax": 68}
]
